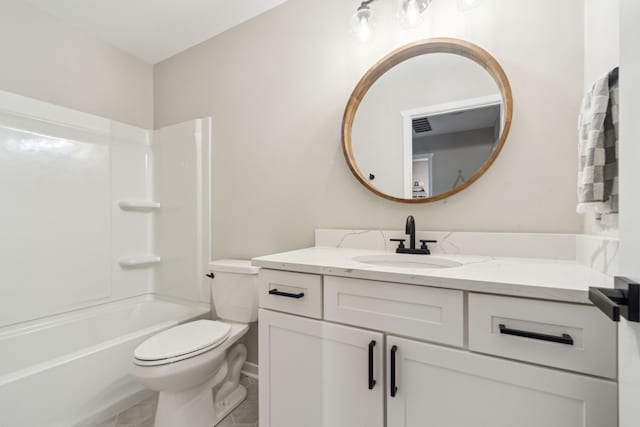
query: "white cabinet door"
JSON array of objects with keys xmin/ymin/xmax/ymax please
[
  {"xmin": 387, "ymin": 336, "xmax": 617, "ymax": 427},
  {"xmin": 259, "ymin": 309, "xmax": 384, "ymax": 427}
]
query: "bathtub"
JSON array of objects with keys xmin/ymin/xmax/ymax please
[{"xmin": 0, "ymin": 295, "xmax": 210, "ymax": 427}]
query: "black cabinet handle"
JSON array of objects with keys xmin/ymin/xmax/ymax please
[
  {"xmin": 390, "ymin": 345, "xmax": 398, "ymax": 398},
  {"xmin": 368, "ymin": 340, "xmax": 376, "ymax": 390},
  {"xmin": 205, "ymin": 273, "xmax": 215, "ymax": 279},
  {"xmin": 499, "ymin": 324, "xmax": 574, "ymax": 346},
  {"xmin": 268, "ymin": 288, "xmax": 305, "ymax": 299}
]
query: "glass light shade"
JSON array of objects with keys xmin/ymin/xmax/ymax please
[
  {"xmin": 351, "ymin": 5, "xmax": 375, "ymax": 42},
  {"xmin": 457, "ymin": 0, "xmax": 482, "ymax": 11},
  {"xmin": 398, "ymin": 0, "xmax": 430, "ymax": 29}
]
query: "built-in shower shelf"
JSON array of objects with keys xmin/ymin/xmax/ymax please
[
  {"xmin": 118, "ymin": 256, "xmax": 161, "ymax": 268},
  {"xmin": 118, "ymin": 200, "xmax": 161, "ymax": 212}
]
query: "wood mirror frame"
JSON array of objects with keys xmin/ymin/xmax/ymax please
[{"xmin": 341, "ymin": 37, "xmax": 513, "ymax": 203}]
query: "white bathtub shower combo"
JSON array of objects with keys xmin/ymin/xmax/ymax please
[
  {"xmin": 0, "ymin": 90, "xmax": 213, "ymax": 426},
  {"xmin": 0, "ymin": 297, "xmax": 209, "ymax": 426}
]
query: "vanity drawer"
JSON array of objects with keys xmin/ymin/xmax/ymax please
[
  {"xmin": 324, "ymin": 276, "xmax": 464, "ymax": 347},
  {"xmin": 468, "ymin": 293, "xmax": 617, "ymax": 378},
  {"xmin": 259, "ymin": 269, "xmax": 323, "ymax": 319}
]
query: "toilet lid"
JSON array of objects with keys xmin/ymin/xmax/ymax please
[{"xmin": 134, "ymin": 320, "xmax": 231, "ymax": 361}]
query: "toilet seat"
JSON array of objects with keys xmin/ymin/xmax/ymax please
[{"xmin": 134, "ymin": 320, "xmax": 231, "ymax": 367}]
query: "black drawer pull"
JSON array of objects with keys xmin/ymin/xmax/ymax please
[
  {"xmin": 499, "ymin": 324, "xmax": 574, "ymax": 346},
  {"xmin": 268, "ymin": 288, "xmax": 305, "ymax": 299},
  {"xmin": 368, "ymin": 340, "xmax": 376, "ymax": 390},
  {"xmin": 390, "ymin": 345, "xmax": 398, "ymax": 397}
]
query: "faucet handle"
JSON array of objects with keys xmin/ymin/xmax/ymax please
[
  {"xmin": 420, "ymin": 239, "xmax": 437, "ymax": 250},
  {"xmin": 390, "ymin": 238, "xmax": 406, "ymax": 249}
]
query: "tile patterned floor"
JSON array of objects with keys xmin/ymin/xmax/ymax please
[{"xmin": 97, "ymin": 374, "xmax": 258, "ymax": 427}]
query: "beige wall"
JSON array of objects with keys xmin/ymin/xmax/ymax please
[
  {"xmin": 584, "ymin": 0, "xmax": 620, "ymax": 89},
  {"xmin": 0, "ymin": 0, "xmax": 153, "ymax": 128},
  {"xmin": 155, "ymin": 0, "xmax": 586, "ymax": 264}
]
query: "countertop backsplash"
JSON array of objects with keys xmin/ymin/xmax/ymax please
[{"xmin": 315, "ymin": 229, "xmax": 619, "ymax": 276}]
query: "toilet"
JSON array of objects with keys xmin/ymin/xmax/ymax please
[{"xmin": 130, "ymin": 259, "xmax": 259, "ymax": 427}]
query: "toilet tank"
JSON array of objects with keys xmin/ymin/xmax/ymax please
[{"xmin": 208, "ymin": 259, "xmax": 260, "ymax": 323}]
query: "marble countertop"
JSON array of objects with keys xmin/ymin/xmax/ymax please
[{"xmin": 252, "ymin": 246, "xmax": 614, "ymax": 304}]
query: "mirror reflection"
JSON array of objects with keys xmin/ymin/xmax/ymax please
[{"xmin": 351, "ymin": 52, "xmax": 504, "ymax": 200}]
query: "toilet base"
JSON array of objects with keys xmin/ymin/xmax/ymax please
[
  {"xmin": 153, "ymin": 376, "xmax": 248, "ymax": 427},
  {"xmin": 155, "ymin": 380, "xmax": 216, "ymax": 427},
  {"xmin": 214, "ymin": 384, "xmax": 247, "ymax": 425}
]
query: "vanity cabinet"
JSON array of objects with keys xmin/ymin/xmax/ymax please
[
  {"xmin": 258, "ymin": 270, "xmax": 618, "ymax": 427},
  {"xmin": 468, "ymin": 293, "xmax": 617, "ymax": 378},
  {"xmin": 324, "ymin": 276, "xmax": 464, "ymax": 346},
  {"xmin": 259, "ymin": 269, "xmax": 323, "ymax": 319},
  {"xmin": 386, "ymin": 336, "xmax": 617, "ymax": 427},
  {"xmin": 259, "ymin": 309, "xmax": 384, "ymax": 427}
]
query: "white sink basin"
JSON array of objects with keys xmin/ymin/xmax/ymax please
[{"xmin": 353, "ymin": 254, "xmax": 462, "ymax": 269}]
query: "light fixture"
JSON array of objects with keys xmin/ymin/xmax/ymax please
[
  {"xmin": 351, "ymin": 0, "xmax": 432, "ymax": 42},
  {"xmin": 457, "ymin": 0, "xmax": 482, "ymax": 11},
  {"xmin": 398, "ymin": 0, "xmax": 431, "ymax": 29},
  {"xmin": 351, "ymin": 1, "xmax": 375, "ymax": 41}
]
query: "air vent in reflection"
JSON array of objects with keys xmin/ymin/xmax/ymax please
[{"xmin": 412, "ymin": 116, "xmax": 432, "ymax": 133}]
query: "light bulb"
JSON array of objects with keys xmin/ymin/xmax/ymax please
[
  {"xmin": 351, "ymin": 4, "xmax": 373, "ymax": 42},
  {"xmin": 405, "ymin": 0, "xmax": 419, "ymax": 26},
  {"xmin": 458, "ymin": 0, "xmax": 482, "ymax": 11},
  {"xmin": 399, "ymin": 0, "xmax": 430, "ymax": 29},
  {"xmin": 358, "ymin": 14, "xmax": 370, "ymax": 40}
]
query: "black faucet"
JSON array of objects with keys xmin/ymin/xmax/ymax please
[
  {"xmin": 406, "ymin": 215, "xmax": 416, "ymax": 250},
  {"xmin": 390, "ymin": 215, "xmax": 437, "ymax": 255}
]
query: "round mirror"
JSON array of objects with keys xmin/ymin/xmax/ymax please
[{"xmin": 342, "ymin": 38, "xmax": 513, "ymax": 203}]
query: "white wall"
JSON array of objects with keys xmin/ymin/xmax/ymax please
[
  {"xmin": 154, "ymin": 0, "xmax": 586, "ymax": 261},
  {"xmin": 0, "ymin": 0, "xmax": 153, "ymax": 128},
  {"xmin": 584, "ymin": 0, "xmax": 620, "ymax": 89},
  {"xmin": 352, "ymin": 53, "xmax": 499, "ymax": 198}
]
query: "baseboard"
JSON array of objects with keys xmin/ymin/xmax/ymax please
[{"xmin": 241, "ymin": 361, "xmax": 259, "ymax": 379}]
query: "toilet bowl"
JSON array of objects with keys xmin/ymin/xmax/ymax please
[{"xmin": 130, "ymin": 259, "xmax": 259, "ymax": 427}]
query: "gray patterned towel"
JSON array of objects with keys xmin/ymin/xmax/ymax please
[{"xmin": 577, "ymin": 67, "xmax": 619, "ymax": 214}]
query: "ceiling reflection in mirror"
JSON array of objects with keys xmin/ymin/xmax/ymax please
[{"xmin": 350, "ymin": 49, "xmax": 507, "ymax": 201}]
